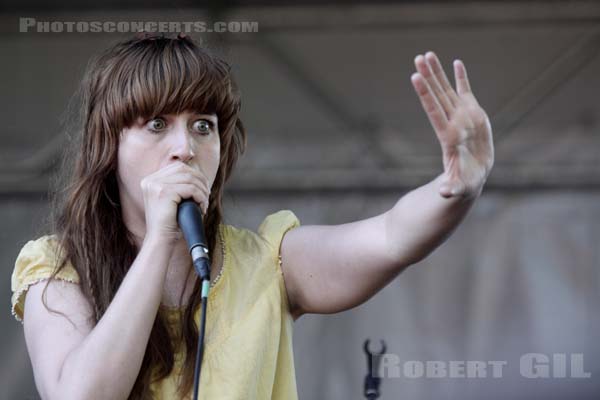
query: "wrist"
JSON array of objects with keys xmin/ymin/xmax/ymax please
[{"xmin": 142, "ymin": 231, "xmax": 177, "ymax": 254}]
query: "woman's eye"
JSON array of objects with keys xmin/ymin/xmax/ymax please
[
  {"xmin": 193, "ymin": 119, "xmax": 213, "ymax": 135},
  {"xmin": 147, "ymin": 117, "xmax": 166, "ymax": 131},
  {"xmin": 144, "ymin": 116, "xmax": 213, "ymax": 135}
]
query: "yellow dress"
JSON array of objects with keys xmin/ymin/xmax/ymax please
[{"xmin": 11, "ymin": 210, "xmax": 301, "ymax": 400}]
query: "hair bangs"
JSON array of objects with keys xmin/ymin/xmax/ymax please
[{"xmin": 110, "ymin": 39, "xmax": 233, "ymax": 132}]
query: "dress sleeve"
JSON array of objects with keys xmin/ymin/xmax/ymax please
[
  {"xmin": 257, "ymin": 210, "xmax": 301, "ymax": 263},
  {"xmin": 10, "ymin": 235, "xmax": 80, "ymax": 323},
  {"xmin": 257, "ymin": 210, "xmax": 301, "ymax": 315}
]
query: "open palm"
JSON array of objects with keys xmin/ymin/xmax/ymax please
[{"xmin": 411, "ymin": 51, "xmax": 494, "ymax": 198}]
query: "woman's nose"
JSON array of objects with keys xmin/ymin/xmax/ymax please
[{"xmin": 169, "ymin": 129, "xmax": 195, "ymax": 163}]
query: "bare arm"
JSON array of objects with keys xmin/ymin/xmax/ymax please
[
  {"xmin": 281, "ymin": 178, "xmax": 478, "ymax": 318},
  {"xmin": 24, "ymin": 234, "xmax": 173, "ymax": 399},
  {"xmin": 280, "ymin": 51, "xmax": 494, "ymax": 319}
]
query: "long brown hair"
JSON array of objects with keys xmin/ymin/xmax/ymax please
[{"xmin": 44, "ymin": 33, "xmax": 246, "ymax": 398}]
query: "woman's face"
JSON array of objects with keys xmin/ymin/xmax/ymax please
[{"xmin": 117, "ymin": 110, "xmax": 220, "ymax": 227}]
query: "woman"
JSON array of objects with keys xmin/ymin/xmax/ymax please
[{"xmin": 10, "ymin": 32, "xmax": 494, "ymax": 399}]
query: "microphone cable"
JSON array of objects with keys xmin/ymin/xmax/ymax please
[{"xmin": 193, "ymin": 268, "xmax": 210, "ymax": 400}]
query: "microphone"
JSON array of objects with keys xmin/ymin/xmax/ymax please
[{"xmin": 177, "ymin": 199, "xmax": 211, "ymax": 281}]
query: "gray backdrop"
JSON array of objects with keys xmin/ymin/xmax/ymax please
[{"xmin": 1, "ymin": 1, "xmax": 599, "ymax": 399}]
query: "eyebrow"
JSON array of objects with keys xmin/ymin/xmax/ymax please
[
  {"xmin": 197, "ymin": 114, "xmax": 218, "ymax": 123},
  {"xmin": 149, "ymin": 112, "xmax": 218, "ymax": 123},
  {"xmin": 183, "ymin": 112, "xmax": 218, "ymax": 124}
]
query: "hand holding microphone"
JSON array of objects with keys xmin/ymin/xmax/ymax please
[{"xmin": 140, "ymin": 161, "xmax": 210, "ymax": 245}]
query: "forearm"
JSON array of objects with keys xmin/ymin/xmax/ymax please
[
  {"xmin": 385, "ymin": 172, "xmax": 481, "ymax": 267},
  {"xmin": 57, "ymin": 235, "xmax": 173, "ymax": 400}
]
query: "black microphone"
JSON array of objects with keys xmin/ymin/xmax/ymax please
[{"xmin": 177, "ymin": 199, "xmax": 211, "ymax": 281}]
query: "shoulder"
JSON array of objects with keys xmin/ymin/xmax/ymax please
[{"xmin": 11, "ymin": 235, "xmax": 80, "ymax": 322}]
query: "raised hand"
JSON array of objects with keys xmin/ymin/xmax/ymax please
[{"xmin": 411, "ymin": 51, "xmax": 494, "ymax": 198}]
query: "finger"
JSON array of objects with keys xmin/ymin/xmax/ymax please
[
  {"xmin": 147, "ymin": 161, "xmax": 183, "ymax": 179},
  {"xmin": 182, "ymin": 162, "xmax": 210, "ymax": 183},
  {"xmin": 425, "ymin": 51, "xmax": 459, "ymax": 106},
  {"xmin": 155, "ymin": 161, "xmax": 209, "ymax": 184},
  {"xmin": 454, "ymin": 59, "xmax": 472, "ymax": 95},
  {"xmin": 169, "ymin": 161, "xmax": 209, "ymax": 183},
  {"xmin": 160, "ymin": 172, "xmax": 210, "ymax": 194},
  {"xmin": 157, "ymin": 163, "xmax": 211, "ymax": 194},
  {"xmin": 169, "ymin": 183, "xmax": 209, "ymax": 214},
  {"xmin": 411, "ymin": 72, "xmax": 448, "ymax": 133},
  {"xmin": 414, "ymin": 54, "xmax": 454, "ymax": 117},
  {"xmin": 151, "ymin": 169, "xmax": 209, "ymax": 198}
]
